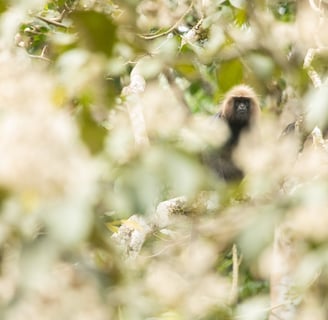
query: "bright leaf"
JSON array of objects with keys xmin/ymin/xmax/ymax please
[{"xmin": 217, "ymin": 58, "xmax": 244, "ymax": 92}]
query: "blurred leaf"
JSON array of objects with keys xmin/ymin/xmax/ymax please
[
  {"xmin": 46, "ymin": 0, "xmax": 76, "ymax": 11},
  {"xmin": 246, "ymin": 53, "xmax": 274, "ymax": 80},
  {"xmin": 158, "ymin": 311, "xmax": 183, "ymax": 319},
  {"xmin": 234, "ymin": 8, "xmax": 247, "ymax": 27},
  {"xmin": 105, "ymin": 220, "xmax": 125, "ymax": 233},
  {"xmin": 48, "ymin": 32, "xmax": 78, "ymax": 59},
  {"xmin": 20, "ymin": 21, "xmax": 50, "ymax": 54},
  {"xmin": 51, "ymin": 85, "xmax": 67, "ymax": 107},
  {"xmin": 175, "ymin": 62, "xmax": 199, "ymax": 80},
  {"xmin": 235, "ymin": 296, "xmax": 269, "ymax": 320},
  {"xmin": 0, "ymin": 186, "xmax": 8, "ymax": 209},
  {"xmin": 240, "ymin": 277, "xmax": 269, "ymax": 300},
  {"xmin": 71, "ymin": 10, "xmax": 117, "ymax": 57},
  {"xmin": 238, "ymin": 207, "xmax": 279, "ymax": 261},
  {"xmin": 111, "ymin": 163, "xmax": 162, "ymax": 216},
  {"xmin": 270, "ymin": 1, "xmax": 296, "ymax": 22},
  {"xmin": 20, "ymin": 190, "xmax": 40, "ymax": 212},
  {"xmin": 310, "ymin": 54, "xmax": 328, "ymax": 76},
  {"xmin": 217, "ymin": 58, "xmax": 244, "ymax": 92},
  {"xmin": 230, "ymin": 0, "xmax": 246, "ymax": 9},
  {"xmin": 0, "ymin": 0, "xmax": 6, "ymax": 14},
  {"xmin": 200, "ymin": 306, "xmax": 233, "ymax": 320},
  {"xmin": 185, "ymin": 81, "xmax": 214, "ymax": 113},
  {"xmin": 77, "ymin": 105, "xmax": 107, "ymax": 154},
  {"xmin": 305, "ymin": 86, "xmax": 328, "ymax": 132}
]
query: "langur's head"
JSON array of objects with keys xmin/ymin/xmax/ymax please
[{"xmin": 221, "ymin": 85, "xmax": 260, "ymax": 126}]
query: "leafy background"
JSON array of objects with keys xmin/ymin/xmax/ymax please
[{"xmin": 0, "ymin": 0, "xmax": 328, "ymax": 319}]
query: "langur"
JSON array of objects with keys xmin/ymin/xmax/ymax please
[
  {"xmin": 218, "ymin": 84, "xmax": 261, "ymax": 147},
  {"xmin": 205, "ymin": 85, "xmax": 261, "ymax": 181}
]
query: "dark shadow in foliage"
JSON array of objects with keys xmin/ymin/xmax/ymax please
[{"xmin": 71, "ymin": 10, "xmax": 117, "ymax": 57}]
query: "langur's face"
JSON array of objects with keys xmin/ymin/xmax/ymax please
[{"xmin": 233, "ymin": 97, "xmax": 251, "ymax": 122}]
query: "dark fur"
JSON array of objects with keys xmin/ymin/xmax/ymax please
[
  {"xmin": 219, "ymin": 85, "xmax": 260, "ymax": 147},
  {"xmin": 206, "ymin": 85, "xmax": 260, "ymax": 181}
]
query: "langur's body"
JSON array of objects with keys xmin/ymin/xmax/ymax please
[{"xmin": 206, "ymin": 85, "xmax": 260, "ymax": 181}]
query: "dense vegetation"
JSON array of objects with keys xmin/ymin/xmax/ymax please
[{"xmin": 0, "ymin": 0, "xmax": 328, "ymax": 319}]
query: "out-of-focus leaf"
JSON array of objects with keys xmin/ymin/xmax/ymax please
[
  {"xmin": 46, "ymin": 0, "xmax": 75, "ymax": 11},
  {"xmin": 199, "ymin": 306, "xmax": 233, "ymax": 320},
  {"xmin": 51, "ymin": 85, "xmax": 67, "ymax": 107},
  {"xmin": 239, "ymin": 267, "xmax": 269, "ymax": 300},
  {"xmin": 238, "ymin": 207, "xmax": 279, "ymax": 261},
  {"xmin": 270, "ymin": 1, "xmax": 296, "ymax": 22},
  {"xmin": 0, "ymin": 186, "xmax": 8, "ymax": 208},
  {"xmin": 77, "ymin": 105, "xmax": 107, "ymax": 154},
  {"xmin": 106, "ymin": 220, "xmax": 125, "ymax": 233},
  {"xmin": 158, "ymin": 310, "xmax": 183, "ymax": 320},
  {"xmin": 20, "ymin": 239, "xmax": 58, "ymax": 289},
  {"xmin": 185, "ymin": 81, "xmax": 214, "ymax": 113},
  {"xmin": 132, "ymin": 55, "xmax": 163, "ymax": 80},
  {"xmin": 49, "ymin": 32, "xmax": 78, "ymax": 59},
  {"xmin": 234, "ymin": 8, "xmax": 247, "ymax": 27},
  {"xmin": 246, "ymin": 53, "xmax": 274, "ymax": 80},
  {"xmin": 230, "ymin": 0, "xmax": 246, "ymax": 9},
  {"xmin": 20, "ymin": 20, "xmax": 50, "ymax": 54},
  {"xmin": 111, "ymin": 163, "xmax": 162, "ymax": 216},
  {"xmin": 217, "ymin": 58, "xmax": 244, "ymax": 92},
  {"xmin": 45, "ymin": 201, "xmax": 93, "ymax": 248},
  {"xmin": 20, "ymin": 190, "xmax": 40, "ymax": 212},
  {"xmin": 305, "ymin": 86, "xmax": 328, "ymax": 132},
  {"xmin": 235, "ymin": 296, "xmax": 269, "ymax": 320},
  {"xmin": 0, "ymin": 0, "xmax": 6, "ymax": 14},
  {"xmin": 71, "ymin": 10, "xmax": 117, "ymax": 57},
  {"xmin": 175, "ymin": 62, "xmax": 199, "ymax": 80}
]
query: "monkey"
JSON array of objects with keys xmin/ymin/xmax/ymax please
[
  {"xmin": 204, "ymin": 85, "xmax": 261, "ymax": 181},
  {"xmin": 218, "ymin": 84, "xmax": 260, "ymax": 147}
]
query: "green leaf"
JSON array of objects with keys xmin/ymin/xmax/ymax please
[
  {"xmin": 217, "ymin": 59, "xmax": 244, "ymax": 92},
  {"xmin": 175, "ymin": 63, "xmax": 198, "ymax": 80},
  {"xmin": 0, "ymin": 186, "xmax": 8, "ymax": 209},
  {"xmin": 246, "ymin": 53, "xmax": 274, "ymax": 80},
  {"xmin": 234, "ymin": 8, "xmax": 247, "ymax": 27},
  {"xmin": 0, "ymin": 0, "xmax": 6, "ymax": 14},
  {"xmin": 77, "ymin": 105, "xmax": 107, "ymax": 154},
  {"xmin": 71, "ymin": 10, "xmax": 117, "ymax": 57},
  {"xmin": 230, "ymin": 0, "xmax": 246, "ymax": 9},
  {"xmin": 270, "ymin": 1, "xmax": 296, "ymax": 22}
]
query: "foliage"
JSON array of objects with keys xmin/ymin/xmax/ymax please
[{"xmin": 0, "ymin": 0, "xmax": 328, "ymax": 319}]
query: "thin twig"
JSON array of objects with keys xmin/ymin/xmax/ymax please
[
  {"xmin": 36, "ymin": 15, "xmax": 68, "ymax": 28},
  {"xmin": 28, "ymin": 45, "xmax": 51, "ymax": 62},
  {"xmin": 51, "ymin": 9, "xmax": 67, "ymax": 22},
  {"xmin": 229, "ymin": 243, "xmax": 239, "ymax": 304},
  {"xmin": 138, "ymin": 1, "xmax": 194, "ymax": 40},
  {"xmin": 28, "ymin": 54, "xmax": 51, "ymax": 62},
  {"xmin": 41, "ymin": 45, "xmax": 48, "ymax": 57},
  {"xmin": 308, "ymin": 67, "xmax": 322, "ymax": 88}
]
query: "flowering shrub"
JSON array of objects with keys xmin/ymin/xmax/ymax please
[{"xmin": 0, "ymin": 0, "xmax": 328, "ymax": 319}]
